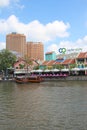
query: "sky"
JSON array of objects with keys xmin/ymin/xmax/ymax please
[{"xmin": 0, "ymin": 0, "xmax": 87, "ymax": 54}]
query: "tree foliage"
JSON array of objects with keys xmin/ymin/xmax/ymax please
[
  {"xmin": 0, "ymin": 49, "xmax": 17, "ymax": 71},
  {"xmin": 24, "ymin": 55, "xmax": 33, "ymax": 66},
  {"xmin": 19, "ymin": 64, "xmax": 25, "ymax": 69}
]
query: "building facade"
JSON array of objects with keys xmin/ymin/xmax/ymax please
[
  {"xmin": 27, "ymin": 42, "xmax": 44, "ymax": 61},
  {"xmin": 6, "ymin": 32, "xmax": 26, "ymax": 56},
  {"xmin": 45, "ymin": 51, "xmax": 56, "ymax": 61}
]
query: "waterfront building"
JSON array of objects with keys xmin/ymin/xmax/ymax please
[
  {"xmin": 27, "ymin": 42, "xmax": 44, "ymax": 61},
  {"xmin": 61, "ymin": 59, "xmax": 75, "ymax": 69},
  {"xmin": 40, "ymin": 59, "xmax": 75, "ymax": 70},
  {"xmin": 6, "ymin": 32, "xmax": 26, "ymax": 56},
  {"xmin": 14, "ymin": 58, "xmax": 39, "ymax": 73},
  {"xmin": 76, "ymin": 52, "xmax": 87, "ymax": 68},
  {"xmin": 45, "ymin": 51, "xmax": 56, "ymax": 61},
  {"xmin": 39, "ymin": 60, "xmax": 56, "ymax": 70}
]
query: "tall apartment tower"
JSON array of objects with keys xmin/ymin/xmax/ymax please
[
  {"xmin": 6, "ymin": 32, "xmax": 26, "ymax": 56},
  {"xmin": 27, "ymin": 42, "xmax": 44, "ymax": 61}
]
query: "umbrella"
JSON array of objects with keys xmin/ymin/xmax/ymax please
[
  {"xmin": 83, "ymin": 67, "xmax": 87, "ymax": 70},
  {"xmin": 44, "ymin": 69, "xmax": 50, "ymax": 72},
  {"xmin": 61, "ymin": 68, "xmax": 69, "ymax": 72},
  {"xmin": 51, "ymin": 68, "xmax": 60, "ymax": 72},
  {"xmin": 31, "ymin": 70, "xmax": 37, "ymax": 72},
  {"xmin": 71, "ymin": 68, "xmax": 80, "ymax": 71},
  {"xmin": 35, "ymin": 69, "xmax": 43, "ymax": 72}
]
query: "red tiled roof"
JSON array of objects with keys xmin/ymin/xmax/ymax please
[
  {"xmin": 42, "ymin": 60, "xmax": 60, "ymax": 66},
  {"xmin": 42, "ymin": 61, "xmax": 50, "ymax": 65},
  {"xmin": 77, "ymin": 52, "xmax": 87, "ymax": 59},
  {"xmin": 42, "ymin": 60, "xmax": 55, "ymax": 66},
  {"xmin": 61, "ymin": 59, "xmax": 75, "ymax": 65},
  {"xmin": 14, "ymin": 59, "xmax": 38, "ymax": 68},
  {"xmin": 42, "ymin": 59, "xmax": 75, "ymax": 66},
  {"xmin": 45, "ymin": 51, "xmax": 54, "ymax": 55},
  {"xmin": 47, "ymin": 60, "xmax": 55, "ymax": 66},
  {"xmin": 53, "ymin": 61, "xmax": 60, "ymax": 65}
]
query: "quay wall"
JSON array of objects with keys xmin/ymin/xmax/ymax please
[
  {"xmin": 0, "ymin": 76, "xmax": 87, "ymax": 82},
  {"xmin": 44, "ymin": 76, "xmax": 87, "ymax": 81}
]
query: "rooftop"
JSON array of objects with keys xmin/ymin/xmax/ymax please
[
  {"xmin": 77, "ymin": 52, "xmax": 87, "ymax": 59},
  {"xmin": 45, "ymin": 51, "xmax": 55, "ymax": 55}
]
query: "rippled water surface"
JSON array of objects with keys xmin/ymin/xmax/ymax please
[{"xmin": 0, "ymin": 81, "xmax": 87, "ymax": 130}]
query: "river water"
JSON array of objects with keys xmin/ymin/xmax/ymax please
[{"xmin": 0, "ymin": 81, "xmax": 87, "ymax": 130}]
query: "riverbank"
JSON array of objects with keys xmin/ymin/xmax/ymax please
[
  {"xmin": 0, "ymin": 77, "xmax": 14, "ymax": 82},
  {"xmin": 43, "ymin": 75, "xmax": 87, "ymax": 81},
  {"xmin": 0, "ymin": 75, "xmax": 87, "ymax": 82}
]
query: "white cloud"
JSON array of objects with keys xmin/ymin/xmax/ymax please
[
  {"xmin": 47, "ymin": 36, "xmax": 87, "ymax": 53},
  {"xmin": 0, "ymin": 0, "xmax": 24, "ymax": 9},
  {"xmin": 46, "ymin": 21, "xmax": 70, "ymax": 38},
  {"xmin": 47, "ymin": 44, "xmax": 58, "ymax": 53},
  {"xmin": 0, "ymin": 15, "xmax": 70, "ymax": 42},
  {"xmin": 0, "ymin": 15, "xmax": 87, "ymax": 52},
  {"xmin": 0, "ymin": 0, "xmax": 10, "ymax": 7},
  {"xmin": 0, "ymin": 42, "xmax": 6, "ymax": 50}
]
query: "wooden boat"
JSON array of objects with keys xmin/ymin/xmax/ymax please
[
  {"xmin": 15, "ymin": 75, "xmax": 43, "ymax": 83},
  {"xmin": 28, "ymin": 76, "xmax": 43, "ymax": 83},
  {"xmin": 15, "ymin": 76, "xmax": 29, "ymax": 83}
]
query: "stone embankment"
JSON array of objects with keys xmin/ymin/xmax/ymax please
[
  {"xmin": 0, "ymin": 76, "xmax": 87, "ymax": 82},
  {"xmin": 44, "ymin": 76, "xmax": 87, "ymax": 81}
]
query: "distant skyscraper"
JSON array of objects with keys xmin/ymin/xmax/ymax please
[
  {"xmin": 6, "ymin": 32, "xmax": 26, "ymax": 56},
  {"xmin": 6, "ymin": 32, "xmax": 44, "ymax": 61},
  {"xmin": 27, "ymin": 42, "xmax": 44, "ymax": 61}
]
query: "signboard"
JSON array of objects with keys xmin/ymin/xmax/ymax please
[{"xmin": 58, "ymin": 48, "xmax": 82, "ymax": 54}]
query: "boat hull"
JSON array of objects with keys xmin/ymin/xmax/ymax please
[
  {"xmin": 15, "ymin": 76, "xmax": 43, "ymax": 83},
  {"xmin": 15, "ymin": 77, "xmax": 29, "ymax": 83}
]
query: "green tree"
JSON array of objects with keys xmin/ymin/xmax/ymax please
[
  {"xmin": 0, "ymin": 49, "xmax": 17, "ymax": 77},
  {"xmin": 69, "ymin": 64, "xmax": 77, "ymax": 69},
  {"xmin": 53, "ymin": 64, "xmax": 64, "ymax": 70},
  {"xmin": 24, "ymin": 55, "xmax": 33, "ymax": 66},
  {"xmin": 19, "ymin": 64, "xmax": 25, "ymax": 69},
  {"xmin": 23, "ymin": 55, "xmax": 33, "ymax": 75}
]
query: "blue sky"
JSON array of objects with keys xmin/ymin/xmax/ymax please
[{"xmin": 0, "ymin": 0, "xmax": 87, "ymax": 53}]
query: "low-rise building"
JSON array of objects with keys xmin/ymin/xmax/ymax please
[
  {"xmin": 45, "ymin": 51, "xmax": 56, "ymax": 61},
  {"xmin": 76, "ymin": 52, "xmax": 87, "ymax": 68}
]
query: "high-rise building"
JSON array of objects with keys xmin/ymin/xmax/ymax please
[
  {"xmin": 6, "ymin": 32, "xmax": 44, "ymax": 61},
  {"xmin": 6, "ymin": 32, "xmax": 26, "ymax": 56},
  {"xmin": 27, "ymin": 42, "xmax": 44, "ymax": 61}
]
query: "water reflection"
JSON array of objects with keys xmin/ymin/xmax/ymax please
[{"xmin": 0, "ymin": 81, "xmax": 87, "ymax": 130}]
